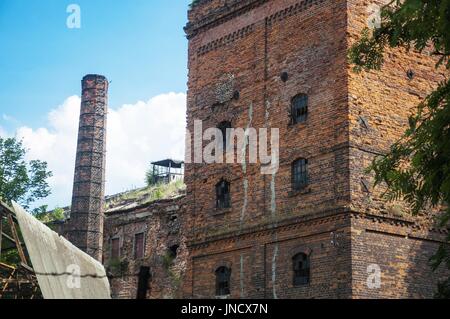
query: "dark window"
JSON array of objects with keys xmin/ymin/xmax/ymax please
[
  {"xmin": 291, "ymin": 94, "xmax": 308, "ymax": 124},
  {"xmin": 292, "ymin": 158, "xmax": 308, "ymax": 191},
  {"xmin": 136, "ymin": 266, "xmax": 151, "ymax": 299},
  {"xmin": 169, "ymin": 244, "xmax": 179, "ymax": 259},
  {"xmin": 218, "ymin": 121, "xmax": 232, "ymax": 151},
  {"xmin": 293, "ymin": 253, "xmax": 310, "ymax": 286},
  {"xmin": 215, "ymin": 266, "xmax": 231, "ymax": 296},
  {"xmin": 216, "ymin": 179, "xmax": 231, "ymax": 209},
  {"xmin": 111, "ymin": 238, "xmax": 120, "ymax": 260},
  {"xmin": 134, "ymin": 233, "xmax": 145, "ymax": 259}
]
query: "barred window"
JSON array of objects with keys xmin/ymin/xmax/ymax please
[
  {"xmin": 111, "ymin": 238, "xmax": 120, "ymax": 260},
  {"xmin": 215, "ymin": 266, "xmax": 231, "ymax": 296},
  {"xmin": 134, "ymin": 233, "xmax": 145, "ymax": 259},
  {"xmin": 291, "ymin": 94, "xmax": 308, "ymax": 124},
  {"xmin": 216, "ymin": 179, "xmax": 231, "ymax": 209},
  {"xmin": 293, "ymin": 253, "xmax": 310, "ymax": 286},
  {"xmin": 292, "ymin": 158, "xmax": 308, "ymax": 191}
]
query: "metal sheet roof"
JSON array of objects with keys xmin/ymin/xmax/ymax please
[
  {"xmin": 151, "ymin": 159, "xmax": 184, "ymax": 168},
  {"xmin": 12, "ymin": 202, "xmax": 111, "ymax": 299}
]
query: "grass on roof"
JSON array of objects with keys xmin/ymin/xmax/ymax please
[{"xmin": 105, "ymin": 180, "xmax": 186, "ymax": 210}]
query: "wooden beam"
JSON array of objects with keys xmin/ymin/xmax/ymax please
[
  {"xmin": 0, "ymin": 262, "xmax": 16, "ymax": 271},
  {"xmin": 19, "ymin": 262, "xmax": 34, "ymax": 274},
  {"xmin": 1, "ymin": 231, "xmax": 16, "ymax": 244},
  {"xmin": 7, "ymin": 214, "xmax": 28, "ymax": 267}
]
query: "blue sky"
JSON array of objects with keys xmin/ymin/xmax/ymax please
[
  {"xmin": 0, "ymin": 0, "xmax": 190, "ymax": 130},
  {"xmin": 0, "ymin": 1, "xmax": 191, "ymax": 209}
]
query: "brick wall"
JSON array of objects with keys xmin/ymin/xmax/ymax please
[
  {"xmin": 346, "ymin": 0, "xmax": 449, "ymax": 298},
  {"xmin": 103, "ymin": 196, "xmax": 187, "ymax": 299},
  {"xmin": 67, "ymin": 74, "xmax": 108, "ymax": 261},
  {"xmin": 185, "ymin": 210, "xmax": 352, "ymax": 299},
  {"xmin": 182, "ymin": 0, "xmax": 449, "ymax": 299}
]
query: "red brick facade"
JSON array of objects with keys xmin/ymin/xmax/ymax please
[{"xmin": 181, "ymin": 0, "xmax": 449, "ymax": 299}]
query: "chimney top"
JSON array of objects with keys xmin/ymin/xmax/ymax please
[{"xmin": 82, "ymin": 74, "xmax": 108, "ymax": 81}]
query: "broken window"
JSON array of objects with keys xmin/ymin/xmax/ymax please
[
  {"xmin": 293, "ymin": 253, "xmax": 310, "ymax": 286},
  {"xmin": 292, "ymin": 158, "xmax": 308, "ymax": 191},
  {"xmin": 217, "ymin": 121, "xmax": 232, "ymax": 152},
  {"xmin": 291, "ymin": 94, "xmax": 308, "ymax": 124},
  {"xmin": 215, "ymin": 266, "xmax": 231, "ymax": 296},
  {"xmin": 134, "ymin": 233, "xmax": 145, "ymax": 259},
  {"xmin": 216, "ymin": 179, "xmax": 231, "ymax": 209},
  {"xmin": 111, "ymin": 237, "xmax": 120, "ymax": 260},
  {"xmin": 169, "ymin": 244, "xmax": 179, "ymax": 259}
]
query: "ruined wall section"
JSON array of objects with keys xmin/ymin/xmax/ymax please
[{"xmin": 103, "ymin": 196, "xmax": 187, "ymax": 299}]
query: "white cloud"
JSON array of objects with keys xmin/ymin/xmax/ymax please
[{"xmin": 9, "ymin": 93, "xmax": 186, "ymax": 209}]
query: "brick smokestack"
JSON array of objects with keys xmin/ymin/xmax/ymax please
[{"xmin": 67, "ymin": 74, "xmax": 108, "ymax": 261}]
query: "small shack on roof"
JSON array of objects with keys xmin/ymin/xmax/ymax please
[{"xmin": 150, "ymin": 159, "xmax": 184, "ymax": 185}]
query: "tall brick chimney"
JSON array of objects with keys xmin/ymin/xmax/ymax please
[{"xmin": 67, "ymin": 74, "xmax": 108, "ymax": 262}]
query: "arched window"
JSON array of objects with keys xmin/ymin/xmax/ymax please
[
  {"xmin": 215, "ymin": 266, "xmax": 231, "ymax": 296},
  {"xmin": 292, "ymin": 158, "xmax": 308, "ymax": 191},
  {"xmin": 217, "ymin": 121, "xmax": 232, "ymax": 151},
  {"xmin": 293, "ymin": 253, "xmax": 310, "ymax": 286},
  {"xmin": 291, "ymin": 94, "xmax": 308, "ymax": 124},
  {"xmin": 216, "ymin": 179, "xmax": 231, "ymax": 209}
]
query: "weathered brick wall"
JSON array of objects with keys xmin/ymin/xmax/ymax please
[
  {"xmin": 103, "ymin": 196, "xmax": 187, "ymax": 299},
  {"xmin": 185, "ymin": 211, "xmax": 352, "ymax": 299},
  {"xmin": 347, "ymin": 0, "xmax": 448, "ymax": 215},
  {"xmin": 183, "ymin": 0, "xmax": 449, "ymax": 299},
  {"xmin": 351, "ymin": 215, "xmax": 448, "ymax": 298},
  {"xmin": 186, "ymin": 0, "xmax": 350, "ymax": 243},
  {"xmin": 347, "ymin": 0, "xmax": 449, "ymax": 298},
  {"xmin": 184, "ymin": 0, "xmax": 353, "ymax": 299}
]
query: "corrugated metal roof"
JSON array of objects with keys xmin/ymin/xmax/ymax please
[{"xmin": 12, "ymin": 202, "xmax": 111, "ymax": 299}]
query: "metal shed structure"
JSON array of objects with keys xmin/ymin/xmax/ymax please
[
  {"xmin": 150, "ymin": 159, "xmax": 184, "ymax": 185},
  {"xmin": 0, "ymin": 201, "xmax": 111, "ymax": 299}
]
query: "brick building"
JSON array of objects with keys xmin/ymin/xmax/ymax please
[
  {"xmin": 60, "ymin": 0, "xmax": 448, "ymax": 299},
  {"xmin": 102, "ymin": 185, "xmax": 187, "ymax": 299},
  {"xmin": 181, "ymin": 0, "xmax": 449, "ymax": 299}
]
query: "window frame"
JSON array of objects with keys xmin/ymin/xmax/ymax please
[
  {"xmin": 216, "ymin": 179, "xmax": 231, "ymax": 209},
  {"xmin": 217, "ymin": 121, "xmax": 232, "ymax": 152},
  {"xmin": 215, "ymin": 266, "xmax": 231, "ymax": 296},
  {"xmin": 291, "ymin": 94, "xmax": 308, "ymax": 124},
  {"xmin": 133, "ymin": 232, "xmax": 145, "ymax": 260},
  {"xmin": 292, "ymin": 252, "xmax": 310, "ymax": 287},
  {"xmin": 292, "ymin": 158, "xmax": 309, "ymax": 191},
  {"xmin": 111, "ymin": 237, "xmax": 121, "ymax": 260}
]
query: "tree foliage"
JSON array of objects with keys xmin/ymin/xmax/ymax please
[
  {"xmin": 32, "ymin": 206, "xmax": 65, "ymax": 223},
  {"xmin": 145, "ymin": 164, "xmax": 159, "ymax": 186},
  {"xmin": 349, "ymin": 0, "xmax": 450, "ymax": 298},
  {"xmin": 0, "ymin": 137, "xmax": 52, "ymax": 209}
]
